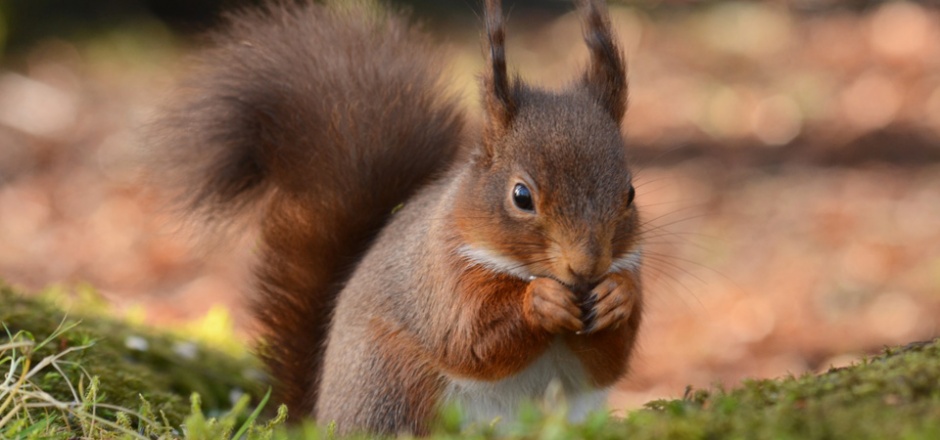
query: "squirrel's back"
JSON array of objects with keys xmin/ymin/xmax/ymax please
[{"xmin": 150, "ymin": 0, "xmax": 464, "ymax": 416}]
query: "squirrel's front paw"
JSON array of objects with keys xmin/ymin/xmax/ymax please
[
  {"xmin": 523, "ymin": 277, "xmax": 583, "ymax": 334},
  {"xmin": 579, "ymin": 272, "xmax": 639, "ymax": 335}
]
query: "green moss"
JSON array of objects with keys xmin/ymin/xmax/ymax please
[
  {"xmin": 3, "ymin": 280, "xmax": 940, "ymax": 439},
  {"xmin": 0, "ymin": 282, "xmax": 264, "ymax": 427},
  {"xmin": 604, "ymin": 339, "xmax": 940, "ymax": 440}
]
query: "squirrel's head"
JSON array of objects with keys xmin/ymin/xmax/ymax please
[{"xmin": 453, "ymin": 0, "xmax": 639, "ymax": 291}]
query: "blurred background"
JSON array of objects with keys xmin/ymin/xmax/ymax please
[{"xmin": 1, "ymin": 0, "xmax": 939, "ymax": 411}]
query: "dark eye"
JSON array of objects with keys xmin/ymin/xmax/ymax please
[
  {"xmin": 512, "ymin": 183, "xmax": 535, "ymax": 212},
  {"xmin": 626, "ymin": 185, "xmax": 636, "ymax": 206}
]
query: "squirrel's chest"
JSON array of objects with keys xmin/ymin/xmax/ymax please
[{"xmin": 440, "ymin": 340, "xmax": 608, "ymax": 427}]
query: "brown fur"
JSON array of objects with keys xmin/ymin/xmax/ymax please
[
  {"xmin": 434, "ymin": 265, "xmax": 552, "ymax": 380},
  {"xmin": 482, "ymin": 0, "xmax": 519, "ymax": 147},
  {"xmin": 564, "ymin": 271, "xmax": 644, "ymax": 386},
  {"xmin": 580, "ymin": 0, "xmax": 629, "ymax": 121},
  {"xmin": 364, "ymin": 320, "xmax": 446, "ymax": 435},
  {"xmin": 153, "ymin": 0, "xmax": 643, "ymax": 435},
  {"xmin": 150, "ymin": 1, "xmax": 464, "ymax": 416}
]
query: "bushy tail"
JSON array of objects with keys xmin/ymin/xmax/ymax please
[{"xmin": 149, "ymin": 0, "xmax": 464, "ymax": 417}]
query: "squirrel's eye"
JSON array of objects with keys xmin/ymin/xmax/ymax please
[
  {"xmin": 626, "ymin": 185, "xmax": 636, "ymax": 207},
  {"xmin": 512, "ymin": 183, "xmax": 535, "ymax": 212}
]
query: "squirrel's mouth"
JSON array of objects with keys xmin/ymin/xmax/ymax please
[
  {"xmin": 570, "ymin": 281, "xmax": 601, "ymax": 296},
  {"xmin": 536, "ymin": 272, "xmax": 601, "ymax": 296},
  {"xmin": 529, "ymin": 268, "xmax": 602, "ymax": 296}
]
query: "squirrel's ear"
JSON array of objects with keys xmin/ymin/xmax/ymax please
[
  {"xmin": 580, "ymin": 0, "xmax": 627, "ymax": 122},
  {"xmin": 482, "ymin": 0, "xmax": 517, "ymax": 155}
]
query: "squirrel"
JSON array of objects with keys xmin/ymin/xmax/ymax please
[{"xmin": 150, "ymin": 0, "xmax": 643, "ymax": 435}]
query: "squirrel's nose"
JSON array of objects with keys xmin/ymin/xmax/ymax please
[
  {"xmin": 558, "ymin": 232, "xmax": 613, "ymax": 286},
  {"xmin": 566, "ymin": 260, "xmax": 608, "ymax": 288}
]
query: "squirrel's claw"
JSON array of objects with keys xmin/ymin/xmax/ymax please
[
  {"xmin": 579, "ymin": 272, "xmax": 638, "ymax": 335},
  {"xmin": 524, "ymin": 277, "xmax": 584, "ymax": 334}
]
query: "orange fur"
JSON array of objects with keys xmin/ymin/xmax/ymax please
[{"xmin": 433, "ymin": 265, "xmax": 552, "ymax": 381}]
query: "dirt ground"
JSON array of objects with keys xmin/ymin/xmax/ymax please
[{"xmin": 1, "ymin": 1, "xmax": 939, "ymax": 411}]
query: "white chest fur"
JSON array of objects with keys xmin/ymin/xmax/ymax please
[{"xmin": 442, "ymin": 340, "xmax": 609, "ymax": 427}]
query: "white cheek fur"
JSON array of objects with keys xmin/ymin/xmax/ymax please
[
  {"xmin": 607, "ymin": 248, "xmax": 642, "ymax": 274},
  {"xmin": 457, "ymin": 244, "xmax": 533, "ymax": 280},
  {"xmin": 459, "ymin": 245, "xmax": 641, "ymax": 279}
]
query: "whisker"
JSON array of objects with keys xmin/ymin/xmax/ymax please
[
  {"xmin": 638, "ymin": 262, "xmax": 705, "ymax": 309},
  {"xmin": 643, "ymin": 250, "xmax": 744, "ymax": 296},
  {"xmin": 638, "ymin": 214, "xmax": 708, "ymax": 235},
  {"xmin": 639, "ymin": 253, "xmax": 710, "ymax": 288}
]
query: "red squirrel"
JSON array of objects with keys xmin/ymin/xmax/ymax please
[{"xmin": 151, "ymin": 0, "xmax": 642, "ymax": 435}]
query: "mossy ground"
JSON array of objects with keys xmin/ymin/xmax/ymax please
[
  {"xmin": 1, "ymin": 282, "xmax": 939, "ymax": 439},
  {"xmin": 0, "ymin": 282, "xmax": 266, "ymax": 438},
  {"xmin": 612, "ymin": 339, "xmax": 940, "ymax": 439}
]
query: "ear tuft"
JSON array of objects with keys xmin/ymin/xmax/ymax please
[
  {"xmin": 482, "ymin": 0, "xmax": 517, "ymax": 154},
  {"xmin": 580, "ymin": 0, "xmax": 627, "ymax": 122}
]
